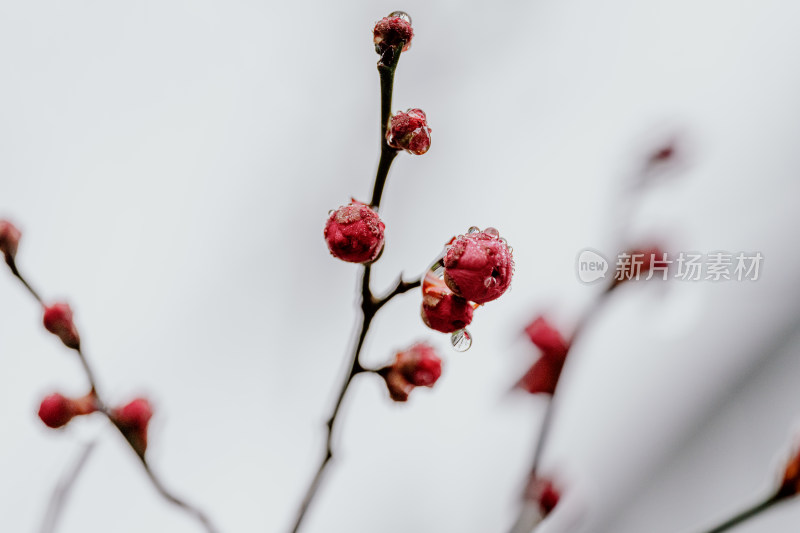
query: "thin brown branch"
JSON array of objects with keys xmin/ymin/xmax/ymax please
[
  {"xmin": 697, "ymin": 494, "xmax": 780, "ymax": 533},
  {"xmin": 39, "ymin": 441, "xmax": 97, "ymax": 533},
  {"xmin": 288, "ymin": 40, "xmax": 412, "ymax": 533}
]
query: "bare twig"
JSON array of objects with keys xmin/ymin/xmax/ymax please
[
  {"xmin": 39, "ymin": 441, "xmax": 97, "ymax": 533},
  {"xmin": 697, "ymin": 495, "xmax": 779, "ymax": 533}
]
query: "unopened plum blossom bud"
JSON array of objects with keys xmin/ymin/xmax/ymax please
[
  {"xmin": 421, "ymin": 273, "xmax": 473, "ymax": 333},
  {"xmin": 381, "ymin": 342, "xmax": 442, "ymax": 402},
  {"xmin": 517, "ymin": 317, "xmax": 570, "ymax": 395},
  {"xmin": 43, "ymin": 303, "xmax": 80, "ymax": 350},
  {"xmin": 112, "ymin": 398, "xmax": 153, "ymax": 458},
  {"xmin": 524, "ymin": 476, "xmax": 561, "ymax": 517},
  {"xmin": 525, "ymin": 317, "xmax": 569, "ymax": 360},
  {"xmin": 650, "ymin": 144, "xmax": 675, "ymax": 165},
  {"xmin": 386, "ymin": 109, "xmax": 431, "ymax": 155},
  {"xmin": 373, "ymin": 12, "xmax": 413, "ymax": 54},
  {"xmin": 421, "ymin": 292, "xmax": 473, "ymax": 333},
  {"xmin": 611, "ymin": 246, "xmax": 668, "ymax": 289},
  {"xmin": 444, "ymin": 229, "xmax": 514, "ymax": 304},
  {"xmin": 0, "ymin": 219, "xmax": 21, "ymax": 265},
  {"xmin": 324, "ymin": 201, "xmax": 385, "ymax": 264},
  {"xmin": 37, "ymin": 392, "xmax": 97, "ymax": 429},
  {"xmin": 517, "ymin": 357, "xmax": 564, "ymax": 395}
]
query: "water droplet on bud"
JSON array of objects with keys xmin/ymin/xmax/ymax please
[
  {"xmin": 467, "ymin": 226, "xmax": 480, "ymax": 234},
  {"xmin": 328, "ymin": 209, "xmax": 335, "ymax": 216},
  {"xmin": 424, "ymin": 256, "xmax": 446, "ymax": 281},
  {"xmin": 389, "ymin": 11, "xmax": 412, "ymax": 24},
  {"xmin": 484, "ymin": 227, "xmax": 500, "ymax": 238},
  {"xmin": 450, "ymin": 329, "xmax": 472, "ymax": 352}
]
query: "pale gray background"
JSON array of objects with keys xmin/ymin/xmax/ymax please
[{"xmin": 1, "ymin": 1, "xmax": 799, "ymax": 532}]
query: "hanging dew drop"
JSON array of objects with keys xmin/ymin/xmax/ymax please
[
  {"xmin": 450, "ymin": 329, "xmax": 472, "ymax": 352},
  {"xmin": 484, "ymin": 227, "xmax": 500, "ymax": 238},
  {"xmin": 389, "ymin": 11, "xmax": 412, "ymax": 24}
]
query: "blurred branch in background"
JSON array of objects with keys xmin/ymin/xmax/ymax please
[
  {"xmin": 39, "ymin": 441, "xmax": 96, "ymax": 533},
  {"xmin": 0, "ymin": 221, "xmax": 220, "ymax": 533},
  {"xmin": 509, "ymin": 143, "xmax": 680, "ymax": 533}
]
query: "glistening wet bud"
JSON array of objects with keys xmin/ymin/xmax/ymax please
[
  {"xmin": 324, "ymin": 201, "xmax": 385, "ymax": 264},
  {"xmin": 386, "ymin": 109, "xmax": 431, "ymax": 155},
  {"xmin": 444, "ymin": 228, "xmax": 514, "ymax": 304},
  {"xmin": 43, "ymin": 303, "xmax": 81, "ymax": 350},
  {"xmin": 373, "ymin": 12, "xmax": 414, "ymax": 54},
  {"xmin": 381, "ymin": 342, "xmax": 442, "ymax": 402},
  {"xmin": 421, "ymin": 292, "xmax": 473, "ymax": 333},
  {"xmin": 0, "ymin": 219, "xmax": 21, "ymax": 265},
  {"xmin": 112, "ymin": 398, "xmax": 153, "ymax": 458},
  {"xmin": 421, "ymin": 274, "xmax": 473, "ymax": 333},
  {"xmin": 37, "ymin": 392, "xmax": 97, "ymax": 429}
]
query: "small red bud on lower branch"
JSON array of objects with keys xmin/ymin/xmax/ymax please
[{"xmin": 43, "ymin": 303, "xmax": 81, "ymax": 350}]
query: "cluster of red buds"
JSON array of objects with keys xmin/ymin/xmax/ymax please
[
  {"xmin": 297, "ymin": 13, "xmax": 518, "ymax": 532},
  {"xmin": 1, "ymin": 220, "xmax": 155, "ymax": 460},
  {"xmin": 421, "ymin": 227, "xmax": 514, "ymax": 351}
]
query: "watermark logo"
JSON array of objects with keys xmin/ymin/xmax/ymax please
[
  {"xmin": 576, "ymin": 249, "xmax": 609, "ymax": 284},
  {"xmin": 576, "ymin": 249, "xmax": 763, "ymax": 284}
]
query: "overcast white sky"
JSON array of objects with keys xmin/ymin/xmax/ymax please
[{"xmin": 1, "ymin": 1, "xmax": 800, "ymax": 533}]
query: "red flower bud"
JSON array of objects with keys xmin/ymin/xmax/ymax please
[
  {"xmin": 778, "ymin": 445, "xmax": 800, "ymax": 499},
  {"xmin": 384, "ymin": 369, "xmax": 413, "ymax": 402},
  {"xmin": 611, "ymin": 247, "xmax": 669, "ymax": 288},
  {"xmin": 373, "ymin": 12, "xmax": 413, "ymax": 54},
  {"xmin": 0, "ymin": 219, "xmax": 21, "ymax": 264},
  {"xmin": 421, "ymin": 292, "xmax": 473, "ymax": 333},
  {"xmin": 381, "ymin": 342, "xmax": 442, "ymax": 402},
  {"xmin": 516, "ymin": 357, "xmax": 564, "ymax": 395},
  {"xmin": 324, "ymin": 201, "xmax": 385, "ymax": 264},
  {"xmin": 386, "ymin": 109, "xmax": 431, "ymax": 155},
  {"xmin": 518, "ymin": 317, "xmax": 569, "ymax": 395},
  {"xmin": 444, "ymin": 229, "xmax": 514, "ymax": 304},
  {"xmin": 525, "ymin": 476, "xmax": 561, "ymax": 517},
  {"xmin": 524, "ymin": 317, "xmax": 569, "ymax": 361},
  {"xmin": 112, "ymin": 398, "xmax": 153, "ymax": 458},
  {"xmin": 38, "ymin": 393, "xmax": 75, "ymax": 428},
  {"xmin": 43, "ymin": 303, "xmax": 80, "ymax": 350},
  {"xmin": 37, "ymin": 392, "xmax": 96, "ymax": 429},
  {"xmin": 650, "ymin": 144, "xmax": 675, "ymax": 165}
]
